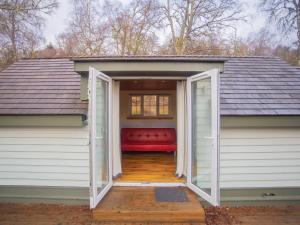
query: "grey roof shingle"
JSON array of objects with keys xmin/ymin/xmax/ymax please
[
  {"xmin": 221, "ymin": 57, "xmax": 300, "ymax": 115},
  {"xmin": 0, "ymin": 56, "xmax": 299, "ymax": 116},
  {"xmin": 0, "ymin": 58, "xmax": 87, "ymax": 115}
]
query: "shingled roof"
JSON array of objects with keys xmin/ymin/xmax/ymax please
[
  {"xmin": 221, "ymin": 57, "xmax": 300, "ymax": 115},
  {"xmin": 0, "ymin": 58, "xmax": 87, "ymax": 115},
  {"xmin": 0, "ymin": 56, "xmax": 299, "ymax": 116}
]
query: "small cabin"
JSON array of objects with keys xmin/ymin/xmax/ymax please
[{"xmin": 0, "ymin": 56, "xmax": 299, "ymax": 211}]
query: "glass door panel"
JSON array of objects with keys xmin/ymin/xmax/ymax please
[
  {"xmin": 95, "ymin": 78, "xmax": 109, "ymax": 194},
  {"xmin": 191, "ymin": 77, "xmax": 212, "ymax": 195},
  {"xmin": 89, "ymin": 67, "xmax": 112, "ymax": 209},
  {"xmin": 187, "ymin": 69, "xmax": 220, "ymax": 206}
]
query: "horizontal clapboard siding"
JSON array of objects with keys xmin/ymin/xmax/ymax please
[
  {"xmin": 0, "ymin": 126, "xmax": 89, "ymax": 187},
  {"xmin": 220, "ymin": 127, "xmax": 300, "ymax": 188}
]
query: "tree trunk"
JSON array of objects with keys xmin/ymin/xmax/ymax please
[
  {"xmin": 166, "ymin": 0, "xmax": 177, "ymax": 54},
  {"xmin": 11, "ymin": 13, "xmax": 18, "ymax": 61},
  {"xmin": 297, "ymin": 4, "xmax": 300, "ymax": 65}
]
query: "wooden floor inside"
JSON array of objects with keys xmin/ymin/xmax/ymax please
[
  {"xmin": 114, "ymin": 152, "xmax": 185, "ymax": 183},
  {"xmin": 93, "ymin": 186, "xmax": 205, "ymax": 223}
]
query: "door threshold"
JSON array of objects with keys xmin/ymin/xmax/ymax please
[{"xmin": 113, "ymin": 182, "xmax": 186, "ymax": 187}]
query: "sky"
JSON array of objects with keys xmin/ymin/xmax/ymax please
[
  {"xmin": 43, "ymin": 0, "xmax": 71, "ymax": 45},
  {"xmin": 43, "ymin": 0, "xmax": 268, "ymax": 47}
]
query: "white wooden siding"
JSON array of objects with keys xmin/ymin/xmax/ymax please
[
  {"xmin": 220, "ymin": 127, "xmax": 300, "ymax": 188},
  {"xmin": 0, "ymin": 126, "xmax": 89, "ymax": 187},
  {"xmin": 1, "ymin": 123, "xmax": 299, "ymax": 190}
]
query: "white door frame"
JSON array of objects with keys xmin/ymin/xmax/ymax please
[
  {"xmin": 89, "ymin": 67, "xmax": 113, "ymax": 209},
  {"xmin": 186, "ymin": 69, "xmax": 220, "ymax": 206},
  {"xmin": 89, "ymin": 71, "xmax": 220, "ymax": 206},
  {"xmin": 110, "ymin": 77, "xmax": 187, "ymax": 187}
]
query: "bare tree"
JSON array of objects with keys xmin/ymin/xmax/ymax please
[
  {"xmin": 229, "ymin": 28, "xmax": 275, "ymax": 56},
  {"xmin": 0, "ymin": 0, "xmax": 58, "ymax": 67},
  {"xmin": 162, "ymin": 0, "xmax": 243, "ymax": 55},
  {"xmin": 57, "ymin": 0, "xmax": 108, "ymax": 56},
  {"xmin": 104, "ymin": 0, "xmax": 162, "ymax": 55},
  {"xmin": 33, "ymin": 43, "xmax": 67, "ymax": 58},
  {"xmin": 260, "ymin": 0, "xmax": 300, "ymax": 64},
  {"xmin": 273, "ymin": 45, "xmax": 298, "ymax": 65}
]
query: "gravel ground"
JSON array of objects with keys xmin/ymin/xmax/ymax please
[
  {"xmin": 0, "ymin": 203, "xmax": 299, "ymax": 225},
  {"xmin": 205, "ymin": 205, "xmax": 300, "ymax": 225}
]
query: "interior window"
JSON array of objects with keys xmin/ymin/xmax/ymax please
[
  {"xmin": 144, "ymin": 95, "xmax": 157, "ymax": 116},
  {"xmin": 131, "ymin": 96, "xmax": 142, "ymax": 115},
  {"xmin": 159, "ymin": 96, "xmax": 169, "ymax": 115},
  {"xmin": 129, "ymin": 95, "xmax": 170, "ymax": 117}
]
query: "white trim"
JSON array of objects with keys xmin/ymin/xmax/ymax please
[
  {"xmin": 92, "ymin": 182, "xmax": 112, "ymax": 205},
  {"xmin": 186, "ymin": 75, "xmax": 192, "ymax": 185},
  {"xmin": 113, "ymin": 182, "xmax": 186, "ymax": 187},
  {"xmin": 186, "ymin": 69, "xmax": 220, "ymax": 206},
  {"xmin": 213, "ymin": 69, "xmax": 221, "ymax": 206},
  {"xmin": 96, "ymin": 70, "xmax": 111, "ymax": 82},
  {"xmin": 88, "ymin": 68, "xmax": 93, "ymax": 208},
  {"xmin": 188, "ymin": 72, "xmax": 212, "ymax": 81}
]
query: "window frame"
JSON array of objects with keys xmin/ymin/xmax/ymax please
[{"xmin": 128, "ymin": 94, "xmax": 172, "ymax": 119}]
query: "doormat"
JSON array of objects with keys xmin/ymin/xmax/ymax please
[{"xmin": 154, "ymin": 187, "xmax": 189, "ymax": 202}]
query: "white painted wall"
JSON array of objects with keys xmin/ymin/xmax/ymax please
[
  {"xmin": 220, "ymin": 127, "xmax": 300, "ymax": 188},
  {"xmin": 0, "ymin": 126, "xmax": 89, "ymax": 187}
]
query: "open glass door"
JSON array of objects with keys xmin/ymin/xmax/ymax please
[
  {"xmin": 187, "ymin": 69, "xmax": 220, "ymax": 206},
  {"xmin": 89, "ymin": 67, "xmax": 112, "ymax": 209}
]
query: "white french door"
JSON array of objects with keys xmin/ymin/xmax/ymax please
[
  {"xmin": 186, "ymin": 69, "xmax": 220, "ymax": 206},
  {"xmin": 89, "ymin": 67, "xmax": 113, "ymax": 209}
]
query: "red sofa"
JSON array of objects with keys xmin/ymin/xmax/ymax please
[{"xmin": 121, "ymin": 128, "xmax": 176, "ymax": 152}]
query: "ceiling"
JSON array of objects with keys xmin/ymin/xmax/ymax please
[{"xmin": 120, "ymin": 80, "xmax": 177, "ymax": 90}]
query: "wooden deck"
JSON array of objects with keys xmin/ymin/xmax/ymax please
[
  {"xmin": 114, "ymin": 152, "xmax": 185, "ymax": 183},
  {"xmin": 93, "ymin": 186, "xmax": 206, "ymax": 223}
]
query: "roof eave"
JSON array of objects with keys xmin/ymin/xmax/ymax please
[{"xmin": 70, "ymin": 56, "xmax": 228, "ymax": 63}]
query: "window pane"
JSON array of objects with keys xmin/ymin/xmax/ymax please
[
  {"xmin": 95, "ymin": 78, "xmax": 109, "ymax": 195},
  {"xmin": 159, "ymin": 96, "xmax": 169, "ymax": 115},
  {"xmin": 131, "ymin": 96, "xmax": 141, "ymax": 115},
  {"xmin": 191, "ymin": 77, "xmax": 212, "ymax": 195},
  {"xmin": 144, "ymin": 95, "xmax": 157, "ymax": 116}
]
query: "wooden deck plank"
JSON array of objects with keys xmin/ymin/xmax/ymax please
[
  {"xmin": 93, "ymin": 187, "xmax": 205, "ymax": 223},
  {"xmin": 114, "ymin": 152, "xmax": 186, "ymax": 183}
]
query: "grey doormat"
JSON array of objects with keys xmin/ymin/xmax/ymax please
[{"xmin": 154, "ymin": 187, "xmax": 189, "ymax": 202}]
